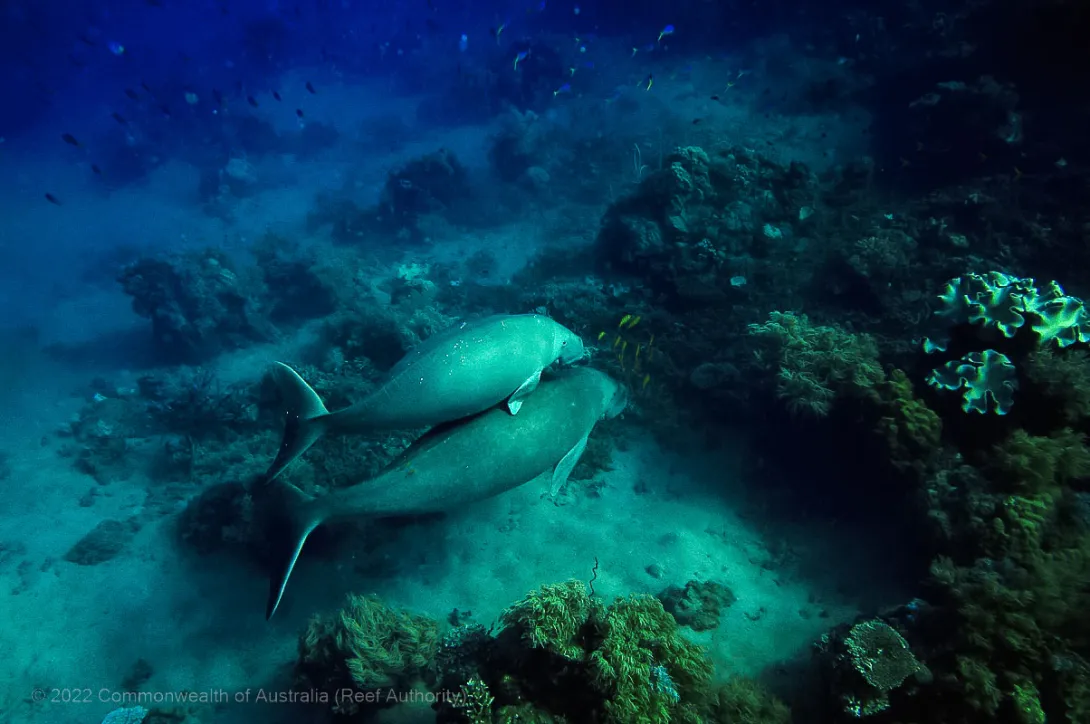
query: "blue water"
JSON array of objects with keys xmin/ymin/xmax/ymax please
[{"xmin": 1, "ymin": 1, "xmax": 1085, "ymax": 723}]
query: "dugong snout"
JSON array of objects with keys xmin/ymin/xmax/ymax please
[{"xmin": 555, "ymin": 326, "xmax": 587, "ymax": 365}]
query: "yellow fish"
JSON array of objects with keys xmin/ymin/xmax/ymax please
[
  {"xmin": 626, "ymin": 315, "xmax": 641, "ymax": 329},
  {"xmin": 613, "ymin": 335, "xmax": 622, "ymax": 349},
  {"xmin": 642, "ymin": 373, "xmax": 651, "ymax": 389},
  {"xmin": 597, "ymin": 331, "xmax": 606, "ymax": 341},
  {"xmin": 621, "ymin": 340, "xmax": 628, "ymax": 356},
  {"xmin": 635, "ymin": 343, "xmax": 642, "ymax": 361},
  {"xmin": 618, "ymin": 314, "xmax": 632, "ymax": 328}
]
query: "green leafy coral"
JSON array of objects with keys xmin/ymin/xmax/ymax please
[
  {"xmin": 990, "ymin": 428, "xmax": 1090, "ymax": 499},
  {"xmin": 1023, "ymin": 348, "xmax": 1090, "ymax": 424},
  {"xmin": 589, "ymin": 595, "xmax": 713, "ymax": 724},
  {"xmin": 873, "ymin": 368, "xmax": 944, "ymax": 477},
  {"xmin": 498, "ymin": 580, "xmax": 716, "ymax": 724},
  {"xmin": 747, "ymin": 311, "xmax": 884, "ymax": 416},
  {"xmin": 295, "ymin": 593, "xmax": 439, "ymax": 714},
  {"xmin": 499, "ymin": 580, "xmax": 603, "ymax": 660}
]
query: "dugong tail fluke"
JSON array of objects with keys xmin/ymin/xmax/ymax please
[
  {"xmin": 262, "ymin": 481, "xmax": 326, "ymax": 620},
  {"xmin": 264, "ymin": 362, "xmax": 333, "ymax": 484}
]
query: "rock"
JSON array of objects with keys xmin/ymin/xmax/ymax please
[
  {"xmin": 64, "ymin": 518, "xmax": 140, "ymax": 565},
  {"xmin": 659, "ymin": 579, "xmax": 737, "ymax": 631}
]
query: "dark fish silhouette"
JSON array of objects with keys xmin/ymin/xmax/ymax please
[
  {"xmin": 111, "ymin": 112, "xmax": 128, "ymax": 125},
  {"xmin": 92, "ymin": 164, "xmax": 103, "ymax": 175},
  {"xmin": 272, "ymin": 91, "xmax": 282, "ymax": 101},
  {"xmin": 247, "ymin": 96, "xmax": 259, "ymax": 107},
  {"xmin": 305, "ymin": 81, "xmax": 316, "ymax": 94},
  {"xmin": 45, "ymin": 193, "xmax": 62, "ymax": 205},
  {"xmin": 124, "ymin": 88, "xmax": 140, "ymax": 100},
  {"xmin": 296, "ymin": 108, "xmax": 305, "ymax": 119},
  {"xmin": 61, "ymin": 133, "xmax": 80, "ymax": 147}
]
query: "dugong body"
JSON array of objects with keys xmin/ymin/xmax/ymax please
[
  {"xmin": 264, "ymin": 314, "xmax": 585, "ymax": 482},
  {"xmin": 263, "ymin": 366, "xmax": 627, "ymax": 619}
]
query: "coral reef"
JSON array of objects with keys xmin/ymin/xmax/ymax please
[
  {"xmin": 747, "ymin": 311, "xmax": 884, "ymax": 417},
  {"xmin": 430, "ymin": 579, "xmax": 742, "ymax": 724},
  {"xmin": 295, "ymin": 593, "xmax": 440, "ymax": 716},
  {"xmin": 118, "ymin": 249, "xmax": 274, "ymax": 363}
]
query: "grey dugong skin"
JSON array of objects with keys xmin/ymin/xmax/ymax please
[
  {"xmin": 263, "ymin": 313, "xmax": 586, "ymax": 483},
  {"xmin": 263, "ymin": 366, "xmax": 627, "ymax": 619},
  {"xmin": 326, "ymin": 313, "xmax": 585, "ymax": 431},
  {"xmin": 321, "ymin": 366, "xmax": 626, "ymax": 520}
]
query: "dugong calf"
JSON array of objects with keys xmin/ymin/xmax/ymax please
[
  {"xmin": 262, "ymin": 366, "xmax": 627, "ymax": 619},
  {"xmin": 264, "ymin": 314, "xmax": 586, "ymax": 483}
]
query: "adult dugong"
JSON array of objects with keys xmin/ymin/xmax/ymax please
[
  {"xmin": 263, "ymin": 314, "xmax": 586, "ymax": 483},
  {"xmin": 262, "ymin": 366, "xmax": 627, "ymax": 619}
]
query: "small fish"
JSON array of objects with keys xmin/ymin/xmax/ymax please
[
  {"xmin": 621, "ymin": 340, "xmax": 628, "ymax": 357},
  {"xmin": 692, "ymin": 118, "xmax": 702, "ymax": 125},
  {"xmin": 514, "ymin": 50, "xmax": 529, "ymax": 70},
  {"xmin": 1056, "ymin": 157, "xmax": 1068, "ymax": 168},
  {"xmin": 45, "ymin": 193, "xmax": 62, "ymax": 206},
  {"xmin": 613, "ymin": 335, "xmax": 622, "ymax": 349},
  {"xmin": 111, "ymin": 112, "xmax": 128, "ymax": 125},
  {"xmin": 491, "ymin": 22, "xmax": 507, "ymax": 42},
  {"xmin": 296, "ymin": 108, "xmax": 305, "ymax": 118},
  {"xmin": 247, "ymin": 96, "xmax": 259, "ymax": 107},
  {"xmin": 643, "ymin": 73, "xmax": 653, "ymax": 91},
  {"xmin": 61, "ymin": 133, "xmax": 80, "ymax": 147},
  {"xmin": 141, "ymin": 81, "xmax": 153, "ymax": 94},
  {"xmin": 597, "ymin": 331, "xmax": 606, "ymax": 341},
  {"xmin": 108, "ymin": 41, "xmax": 125, "ymax": 56},
  {"xmin": 618, "ymin": 314, "xmax": 632, "ymax": 328},
  {"xmin": 1014, "ymin": 166, "xmax": 1023, "ymax": 180},
  {"xmin": 642, "ymin": 373, "xmax": 651, "ymax": 389},
  {"xmin": 124, "ymin": 88, "xmax": 140, "ymax": 100},
  {"xmin": 627, "ymin": 315, "xmax": 641, "ymax": 329},
  {"xmin": 657, "ymin": 25, "xmax": 675, "ymax": 43},
  {"xmin": 212, "ymin": 89, "xmax": 225, "ymax": 106},
  {"xmin": 159, "ymin": 104, "xmax": 172, "ymax": 117},
  {"xmin": 635, "ymin": 343, "xmax": 642, "ymax": 361},
  {"xmin": 710, "ymin": 94, "xmax": 720, "ymax": 101},
  {"xmin": 631, "ymin": 47, "xmax": 639, "ymax": 57},
  {"xmin": 272, "ymin": 91, "xmax": 282, "ymax": 101},
  {"xmin": 553, "ymin": 83, "xmax": 571, "ymax": 97},
  {"xmin": 91, "ymin": 164, "xmax": 102, "ymax": 175},
  {"xmin": 459, "ymin": 34, "xmax": 468, "ymax": 52},
  {"xmin": 306, "ymin": 81, "xmax": 316, "ymax": 94},
  {"xmin": 569, "ymin": 66, "xmax": 577, "ymax": 77},
  {"xmin": 78, "ymin": 35, "xmax": 96, "ymax": 47}
]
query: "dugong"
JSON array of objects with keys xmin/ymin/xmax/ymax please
[
  {"xmin": 262, "ymin": 366, "xmax": 627, "ymax": 619},
  {"xmin": 264, "ymin": 314, "xmax": 585, "ymax": 483}
]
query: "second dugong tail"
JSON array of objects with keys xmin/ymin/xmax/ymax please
[
  {"xmin": 264, "ymin": 362, "xmax": 332, "ymax": 484},
  {"xmin": 260, "ymin": 480, "xmax": 328, "ymax": 620}
]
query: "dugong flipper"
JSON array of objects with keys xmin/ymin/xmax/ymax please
[
  {"xmin": 263, "ymin": 314, "xmax": 586, "ymax": 483},
  {"xmin": 261, "ymin": 367, "xmax": 627, "ymax": 619}
]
